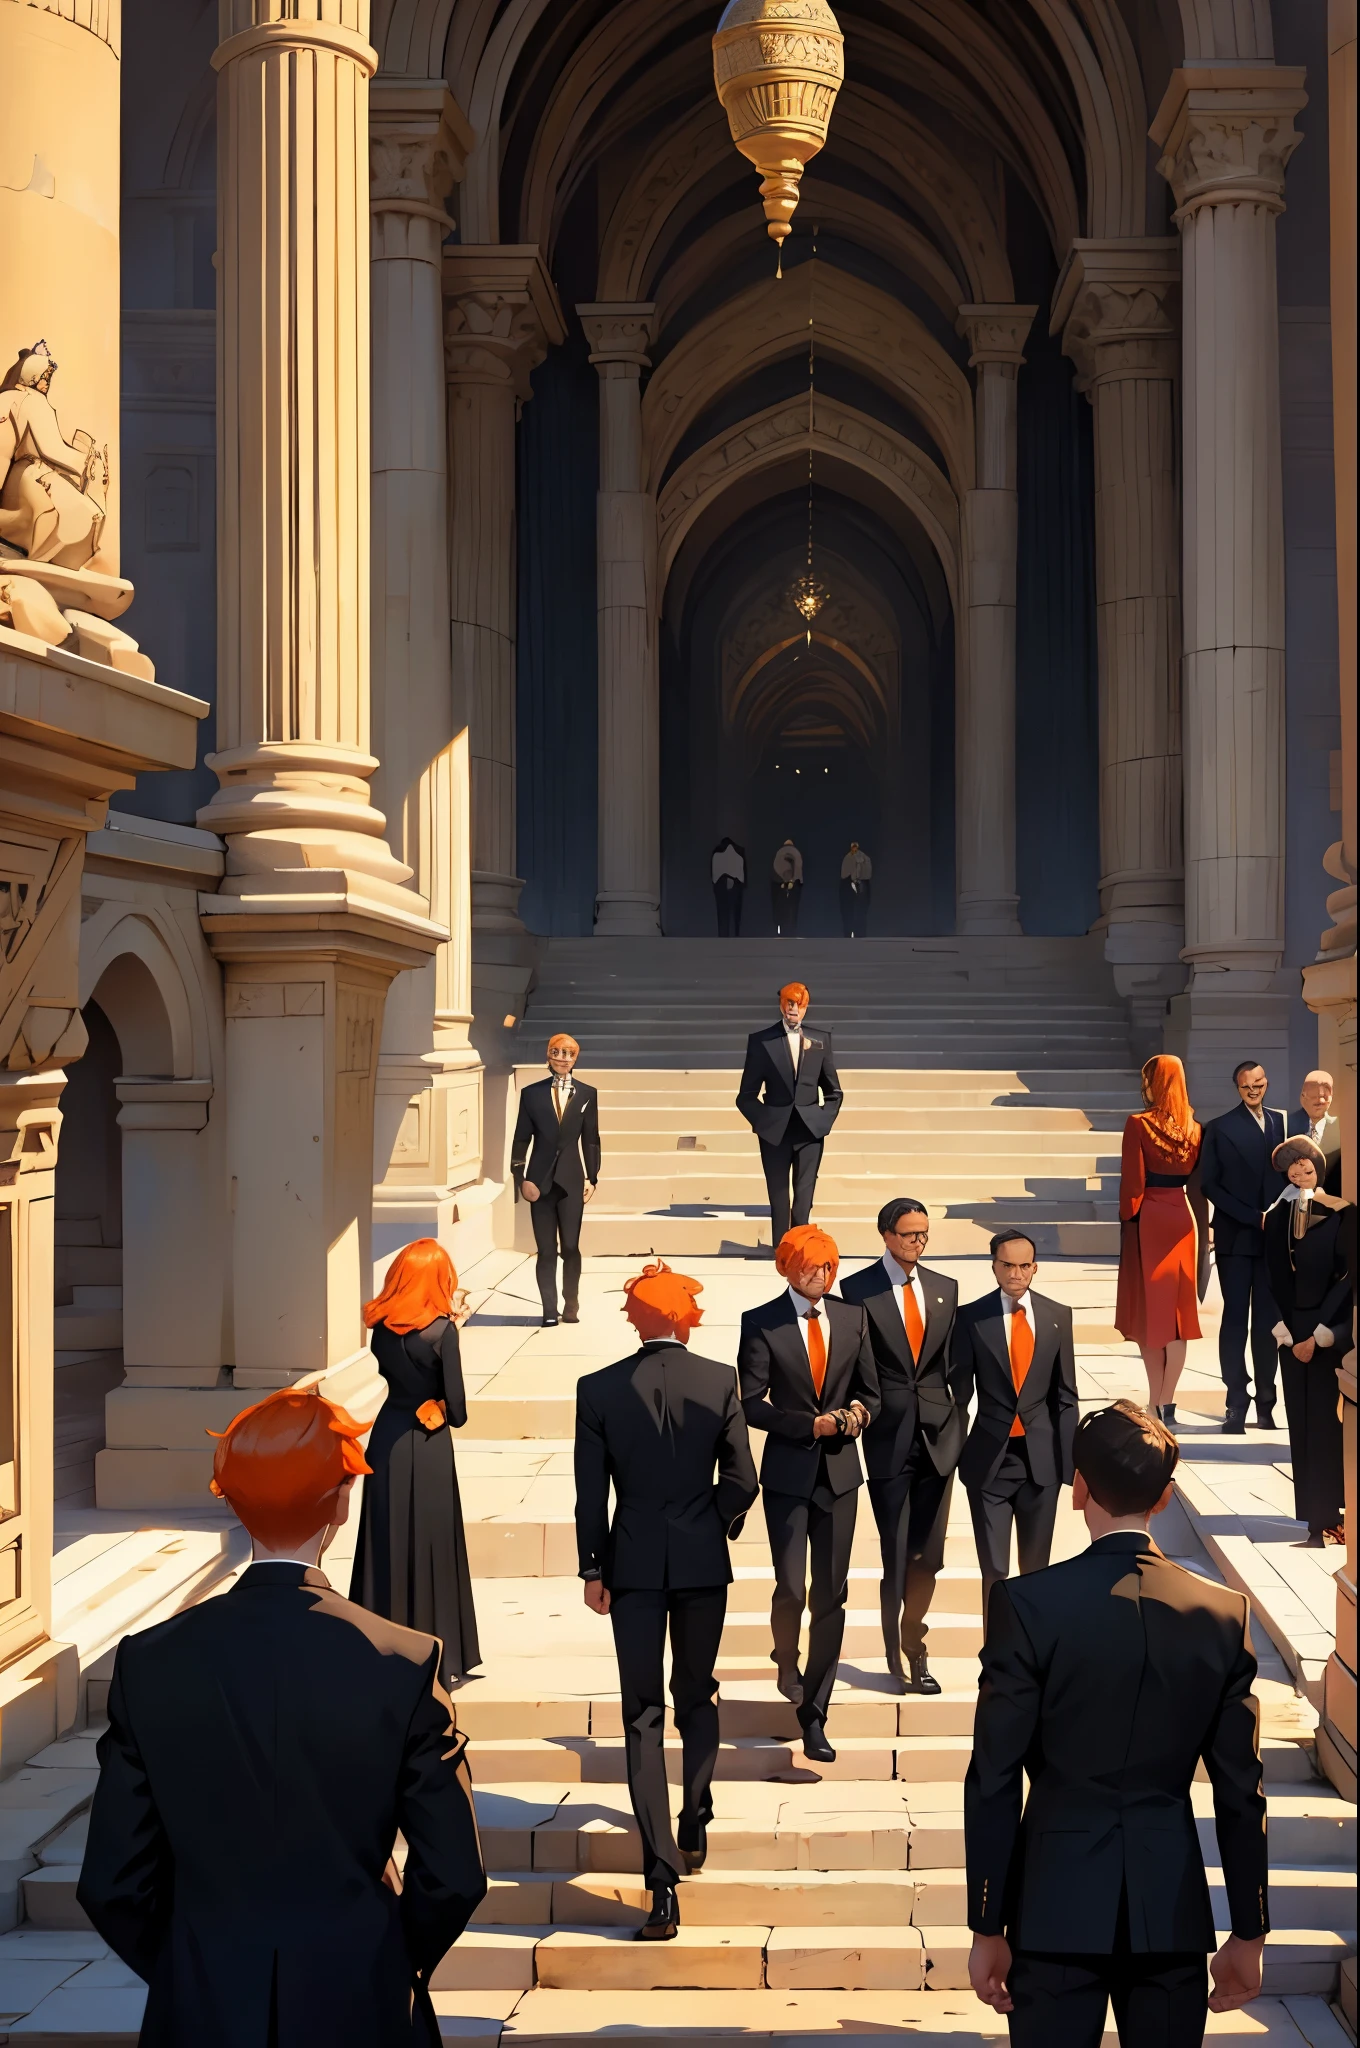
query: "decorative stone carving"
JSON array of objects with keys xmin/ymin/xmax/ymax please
[
  {"xmin": 712, "ymin": 0, "xmax": 845, "ymax": 249},
  {"xmin": 444, "ymin": 282, "xmax": 560, "ymax": 403},
  {"xmin": 0, "ymin": 574, "xmax": 69, "ymax": 647},
  {"xmin": 954, "ymin": 306, "xmax": 1036, "ymax": 367},
  {"xmin": 1153, "ymin": 69, "xmax": 1307, "ymax": 216},
  {"xmin": 0, "ymin": 342, "xmax": 110, "ymax": 569}
]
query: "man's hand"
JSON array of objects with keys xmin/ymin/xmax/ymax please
[
  {"xmin": 848, "ymin": 1399, "xmax": 871, "ymax": 1434},
  {"xmin": 968, "ymin": 1933, "xmax": 1014, "ymax": 2013},
  {"xmin": 1209, "ymin": 1933, "xmax": 1264, "ymax": 2012},
  {"xmin": 583, "ymin": 1579, "xmax": 611, "ymax": 1616},
  {"xmin": 1294, "ymin": 1336, "xmax": 1316, "ymax": 1363},
  {"xmin": 812, "ymin": 1413, "xmax": 840, "ymax": 1438},
  {"xmin": 521, "ymin": 1179, "xmax": 541, "ymax": 1203},
  {"xmin": 583, "ymin": 1182, "xmax": 596, "ymax": 1205}
]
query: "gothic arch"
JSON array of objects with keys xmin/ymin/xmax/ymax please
[{"xmin": 79, "ymin": 908, "xmax": 213, "ymax": 1081}]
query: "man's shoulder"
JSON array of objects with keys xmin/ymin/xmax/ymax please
[
  {"xmin": 683, "ymin": 1347, "xmax": 739, "ymax": 1381},
  {"xmin": 572, "ymin": 1079, "xmax": 598, "ymax": 1101},
  {"xmin": 958, "ymin": 1291, "xmax": 1000, "ymax": 1327},
  {"xmin": 1005, "ymin": 1544, "xmax": 1248, "ymax": 1632},
  {"xmin": 119, "ymin": 1576, "xmax": 439, "ymax": 1679},
  {"xmin": 826, "ymin": 1292, "xmax": 865, "ymax": 1324},
  {"xmin": 838, "ymin": 1262, "xmax": 883, "ymax": 1303},
  {"xmin": 740, "ymin": 1292, "xmax": 791, "ymax": 1329},
  {"xmin": 918, "ymin": 1263, "xmax": 957, "ymax": 1304},
  {"xmin": 521, "ymin": 1076, "xmax": 551, "ymax": 1101},
  {"xmin": 1031, "ymin": 1289, "xmax": 1072, "ymax": 1325}
]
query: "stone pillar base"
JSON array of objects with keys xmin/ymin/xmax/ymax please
[
  {"xmin": 594, "ymin": 892, "xmax": 662, "ymax": 936},
  {"xmin": 472, "ymin": 870, "xmax": 528, "ymax": 936},
  {"xmin": 957, "ymin": 896, "xmax": 1022, "ymax": 937},
  {"xmin": 1165, "ymin": 976, "xmax": 1291, "ymax": 1116},
  {"xmin": 1105, "ymin": 916, "xmax": 1188, "ymax": 1060}
]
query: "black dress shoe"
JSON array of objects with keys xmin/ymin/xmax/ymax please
[
  {"xmin": 884, "ymin": 1655, "xmax": 908, "ymax": 1697},
  {"xmin": 1158, "ymin": 1403, "xmax": 1178, "ymax": 1426},
  {"xmin": 907, "ymin": 1652, "xmax": 942, "ymax": 1696},
  {"xmin": 541, "ymin": 1314, "xmax": 559, "ymax": 1328},
  {"xmin": 677, "ymin": 1816, "xmax": 707, "ymax": 1872},
  {"xmin": 634, "ymin": 1884, "xmax": 680, "ymax": 1940},
  {"xmin": 563, "ymin": 1304, "xmax": 579, "ymax": 1324},
  {"xmin": 801, "ymin": 1717, "xmax": 836, "ymax": 1764},
  {"xmin": 775, "ymin": 1666, "xmax": 804, "ymax": 1706},
  {"xmin": 1222, "ymin": 1409, "xmax": 1247, "ymax": 1435},
  {"xmin": 1253, "ymin": 1405, "xmax": 1276, "ymax": 1430}
]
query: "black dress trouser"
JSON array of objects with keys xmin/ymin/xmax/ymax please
[
  {"xmin": 867, "ymin": 1427, "xmax": 952, "ymax": 1661},
  {"xmin": 529, "ymin": 1183, "xmax": 584, "ymax": 1314},
  {"xmin": 763, "ymin": 1483, "xmax": 857, "ymax": 1724},
  {"xmin": 759, "ymin": 1115, "xmax": 823, "ymax": 1244},
  {"xmin": 1007, "ymin": 1948, "xmax": 1209, "ymax": 2047},
  {"xmin": 967, "ymin": 1437, "xmax": 1059, "ymax": 1630},
  {"xmin": 609, "ymin": 1585, "xmax": 727, "ymax": 1887},
  {"xmin": 714, "ymin": 879, "xmax": 743, "ymax": 935},
  {"xmin": 1215, "ymin": 1251, "xmax": 1279, "ymax": 1412}
]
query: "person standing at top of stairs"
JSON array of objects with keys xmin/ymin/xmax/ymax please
[
  {"xmin": 575, "ymin": 1259, "xmax": 758, "ymax": 1945},
  {"xmin": 771, "ymin": 838, "xmax": 804, "ymax": 934},
  {"xmin": 511, "ymin": 1033, "xmax": 601, "ymax": 1327},
  {"xmin": 737, "ymin": 981, "xmax": 843, "ymax": 1246}
]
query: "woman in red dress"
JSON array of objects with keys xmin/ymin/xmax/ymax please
[{"xmin": 1115, "ymin": 1054, "xmax": 1209, "ymax": 1425}]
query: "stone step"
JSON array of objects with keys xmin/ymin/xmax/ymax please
[
  {"xmin": 718, "ymin": 1610, "xmax": 983, "ymax": 1661},
  {"xmin": 572, "ymin": 1215, "xmax": 1121, "ymax": 1258},
  {"xmin": 51, "ymin": 1307, "xmax": 123, "ymax": 1348},
  {"xmin": 457, "ymin": 1688, "xmax": 977, "ymax": 1745},
  {"xmin": 467, "ymin": 1735, "xmax": 916, "ymax": 1784}
]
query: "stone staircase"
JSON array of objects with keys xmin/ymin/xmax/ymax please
[{"xmin": 54, "ymin": 1222, "xmax": 123, "ymax": 1360}]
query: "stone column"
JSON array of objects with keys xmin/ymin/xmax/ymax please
[
  {"xmin": 368, "ymin": 82, "xmax": 486, "ymax": 1252},
  {"xmin": 1055, "ymin": 241, "xmax": 1184, "ymax": 1053},
  {"xmin": 1305, "ymin": 0, "xmax": 1357, "ymax": 1805},
  {"xmin": 578, "ymin": 303, "xmax": 661, "ymax": 936},
  {"xmin": 1152, "ymin": 67, "xmax": 1307, "ymax": 1109},
  {"xmin": 203, "ymin": 1, "xmax": 441, "ymax": 1391},
  {"xmin": 443, "ymin": 248, "xmax": 565, "ymax": 946},
  {"xmin": 954, "ymin": 305, "xmax": 1036, "ymax": 936}
]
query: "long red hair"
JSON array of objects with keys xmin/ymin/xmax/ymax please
[
  {"xmin": 363, "ymin": 1238, "xmax": 458, "ymax": 1335},
  {"xmin": 1140, "ymin": 1054, "xmax": 1199, "ymax": 1168}
]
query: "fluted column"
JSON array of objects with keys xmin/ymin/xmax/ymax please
[
  {"xmin": 1152, "ymin": 66, "xmax": 1307, "ymax": 1107},
  {"xmin": 369, "ymin": 82, "xmax": 484, "ymax": 1228},
  {"xmin": 204, "ymin": 1, "xmax": 441, "ymax": 1387},
  {"xmin": 954, "ymin": 305, "xmax": 1036, "ymax": 935},
  {"xmin": 443, "ymin": 247, "xmax": 565, "ymax": 937},
  {"xmin": 578, "ymin": 303, "xmax": 661, "ymax": 936},
  {"xmin": 1056, "ymin": 240, "xmax": 1184, "ymax": 1052}
]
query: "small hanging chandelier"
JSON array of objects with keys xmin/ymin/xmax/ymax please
[
  {"xmin": 791, "ymin": 570, "xmax": 828, "ymax": 626},
  {"xmin": 789, "ymin": 230, "xmax": 827, "ymax": 637},
  {"xmin": 713, "ymin": 0, "xmax": 845, "ymax": 259}
]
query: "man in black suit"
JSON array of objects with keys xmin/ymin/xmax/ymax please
[
  {"xmin": 966, "ymin": 1400, "xmax": 1269, "ymax": 2046},
  {"xmin": 1289, "ymin": 1068, "xmax": 1343, "ymax": 1196},
  {"xmin": 78, "ymin": 1388, "xmax": 486, "ymax": 2048},
  {"xmin": 736, "ymin": 981, "xmax": 844, "ymax": 1246},
  {"xmin": 840, "ymin": 1196, "xmax": 963, "ymax": 1695},
  {"xmin": 511, "ymin": 1031, "xmax": 602, "ymax": 1325},
  {"xmin": 1200, "ymin": 1058, "xmax": 1287, "ymax": 1431},
  {"xmin": 951, "ymin": 1229, "xmax": 1078, "ymax": 1626},
  {"xmin": 576, "ymin": 1261, "xmax": 758, "ymax": 1942},
  {"xmin": 738, "ymin": 1225, "xmax": 880, "ymax": 1762}
]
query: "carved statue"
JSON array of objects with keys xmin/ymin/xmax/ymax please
[{"xmin": 0, "ymin": 341, "xmax": 111, "ymax": 569}]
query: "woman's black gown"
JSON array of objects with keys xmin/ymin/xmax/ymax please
[
  {"xmin": 1264, "ymin": 1199, "xmax": 1353, "ymax": 1536},
  {"xmin": 350, "ymin": 1316, "xmax": 481, "ymax": 1682}
]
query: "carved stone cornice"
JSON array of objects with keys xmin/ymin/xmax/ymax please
[
  {"xmin": 443, "ymin": 246, "xmax": 566, "ymax": 402},
  {"xmin": 1051, "ymin": 239, "xmax": 1180, "ymax": 389},
  {"xmin": 1151, "ymin": 66, "xmax": 1307, "ymax": 220},
  {"xmin": 577, "ymin": 303, "xmax": 658, "ymax": 374},
  {"xmin": 370, "ymin": 79, "xmax": 473, "ymax": 228},
  {"xmin": 955, "ymin": 304, "xmax": 1037, "ymax": 368}
]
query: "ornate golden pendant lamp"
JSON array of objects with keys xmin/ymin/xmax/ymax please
[{"xmin": 712, "ymin": 0, "xmax": 845, "ymax": 270}]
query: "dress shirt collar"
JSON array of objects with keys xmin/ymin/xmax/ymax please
[
  {"xmin": 1244, "ymin": 1103, "xmax": 1266, "ymax": 1131},
  {"xmin": 246, "ymin": 1557, "xmax": 328, "ymax": 1577},
  {"xmin": 1000, "ymin": 1289, "xmax": 1034, "ymax": 1322},
  {"xmin": 788, "ymin": 1285, "xmax": 825, "ymax": 1319},
  {"xmin": 1089, "ymin": 1530, "xmax": 1159, "ymax": 1555},
  {"xmin": 882, "ymin": 1249, "xmax": 922, "ymax": 1291}
]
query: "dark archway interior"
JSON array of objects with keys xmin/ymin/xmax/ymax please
[{"xmin": 660, "ymin": 486, "xmax": 955, "ymax": 935}]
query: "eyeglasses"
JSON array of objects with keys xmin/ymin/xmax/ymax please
[{"xmin": 891, "ymin": 1230, "xmax": 929, "ymax": 1245}]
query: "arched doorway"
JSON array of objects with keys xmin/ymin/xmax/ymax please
[{"xmin": 53, "ymin": 1001, "xmax": 124, "ymax": 1507}]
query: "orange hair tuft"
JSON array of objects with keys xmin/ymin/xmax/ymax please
[
  {"xmin": 623, "ymin": 1258, "xmax": 704, "ymax": 1335},
  {"xmin": 779, "ymin": 982, "xmax": 810, "ymax": 1007},
  {"xmin": 363, "ymin": 1237, "xmax": 458, "ymax": 1335},
  {"xmin": 547, "ymin": 1032, "xmax": 580, "ymax": 1056},
  {"xmin": 208, "ymin": 1388, "xmax": 371, "ymax": 1551},
  {"xmin": 775, "ymin": 1224, "xmax": 839, "ymax": 1284}
]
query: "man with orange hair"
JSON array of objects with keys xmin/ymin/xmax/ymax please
[
  {"xmin": 737, "ymin": 981, "xmax": 843, "ymax": 1247},
  {"xmin": 739, "ymin": 1226, "xmax": 879, "ymax": 1762},
  {"xmin": 512, "ymin": 1031, "xmax": 602, "ymax": 1324},
  {"xmin": 575, "ymin": 1261, "xmax": 758, "ymax": 1939},
  {"xmin": 77, "ymin": 1388, "xmax": 486, "ymax": 2046}
]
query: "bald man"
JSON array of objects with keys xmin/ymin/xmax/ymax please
[
  {"xmin": 1289, "ymin": 1072, "xmax": 1342, "ymax": 1196},
  {"xmin": 737, "ymin": 983, "xmax": 844, "ymax": 1246},
  {"xmin": 512, "ymin": 1035, "xmax": 601, "ymax": 1326}
]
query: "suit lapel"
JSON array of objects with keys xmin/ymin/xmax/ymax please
[{"xmin": 864, "ymin": 1273, "xmax": 914, "ymax": 1374}]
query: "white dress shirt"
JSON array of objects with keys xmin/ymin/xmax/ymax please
[
  {"xmin": 1000, "ymin": 1289, "xmax": 1036, "ymax": 1347},
  {"xmin": 788, "ymin": 1285, "xmax": 830, "ymax": 1365},
  {"xmin": 882, "ymin": 1250, "xmax": 926, "ymax": 1340},
  {"xmin": 782, "ymin": 1022, "xmax": 803, "ymax": 1079},
  {"xmin": 1247, "ymin": 1104, "xmax": 1266, "ymax": 1131},
  {"xmin": 552, "ymin": 1074, "xmax": 574, "ymax": 1119}
]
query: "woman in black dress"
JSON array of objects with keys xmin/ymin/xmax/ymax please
[
  {"xmin": 1265, "ymin": 1137, "xmax": 1353, "ymax": 1548},
  {"xmin": 351, "ymin": 1238, "xmax": 481, "ymax": 1682}
]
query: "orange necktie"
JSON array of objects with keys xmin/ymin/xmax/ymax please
[
  {"xmin": 1008, "ymin": 1303, "xmax": 1034, "ymax": 1437},
  {"xmin": 902, "ymin": 1282, "xmax": 925, "ymax": 1361},
  {"xmin": 806, "ymin": 1307, "xmax": 827, "ymax": 1398}
]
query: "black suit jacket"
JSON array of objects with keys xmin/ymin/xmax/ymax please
[
  {"xmin": 738, "ymin": 1291, "xmax": 880, "ymax": 1499},
  {"xmin": 1287, "ymin": 1108, "xmax": 1344, "ymax": 1196},
  {"xmin": 950, "ymin": 1289, "xmax": 1077, "ymax": 1492},
  {"xmin": 1264, "ymin": 1199, "xmax": 1354, "ymax": 1344},
  {"xmin": 736, "ymin": 1021, "xmax": 844, "ymax": 1143},
  {"xmin": 965, "ymin": 1533, "xmax": 1269, "ymax": 1954},
  {"xmin": 574, "ymin": 1342, "xmax": 758, "ymax": 1590},
  {"xmin": 1200, "ymin": 1102, "xmax": 1286, "ymax": 1256},
  {"xmin": 839, "ymin": 1257, "xmax": 964, "ymax": 1480},
  {"xmin": 77, "ymin": 1564, "xmax": 486, "ymax": 2048},
  {"xmin": 511, "ymin": 1076, "xmax": 601, "ymax": 1196}
]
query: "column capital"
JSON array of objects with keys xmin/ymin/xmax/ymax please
[
  {"xmin": 576, "ymin": 302, "xmax": 658, "ymax": 372},
  {"xmin": 955, "ymin": 304, "xmax": 1037, "ymax": 367},
  {"xmin": 443, "ymin": 245, "xmax": 567, "ymax": 401},
  {"xmin": 1051, "ymin": 238, "xmax": 1180, "ymax": 387},
  {"xmin": 370, "ymin": 78, "xmax": 474, "ymax": 226},
  {"xmin": 1151, "ymin": 66, "xmax": 1307, "ymax": 219}
]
